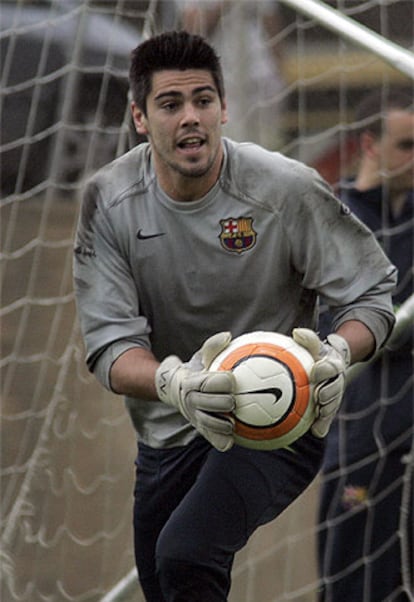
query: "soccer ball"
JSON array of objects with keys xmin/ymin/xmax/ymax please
[{"xmin": 209, "ymin": 331, "xmax": 316, "ymax": 450}]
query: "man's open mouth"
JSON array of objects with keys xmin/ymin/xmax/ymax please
[{"xmin": 177, "ymin": 137, "xmax": 205, "ymax": 150}]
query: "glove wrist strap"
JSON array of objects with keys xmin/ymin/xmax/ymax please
[{"xmin": 325, "ymin": 333, "xmax": 351, "ymax": 367}]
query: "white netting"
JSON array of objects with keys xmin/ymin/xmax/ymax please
[{"xmin": 1, "ymin": 1, "xmax": 413, "ymax": 601}]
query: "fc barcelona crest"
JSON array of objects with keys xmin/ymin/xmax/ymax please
[{"xmin": 219, "ymin": 217, "xmax": 257, "ymax": 254}]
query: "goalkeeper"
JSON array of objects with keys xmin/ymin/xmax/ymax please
[{"xmin": 73, "ymin": 31, "xmax": 396, "ymax": 601}]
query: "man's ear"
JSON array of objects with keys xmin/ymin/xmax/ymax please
[
  {"xmin": 131, "ymin": 102, "xmax": 149, "ymax": 136},
  {"xmin": 221, "ymin": 98, "xmax": 228, "ymax": 126},
  {"xmin": 360, "ymin": 130, "xmax": 379, "ymax": 160}
]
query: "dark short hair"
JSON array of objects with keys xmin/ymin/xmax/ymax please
[
  {"xmin": 129, "ymin": 30, "xmax": 225, "ymax": 114},
  {"xmin": 355, "ymin": 87, "xmax": 414, "ymax": 138}
]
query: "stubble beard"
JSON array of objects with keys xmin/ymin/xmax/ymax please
[
  {"xmin": 150, "ymin": 130, "xmax": 223, "ymax": 190},
  {"xmin": 164, "ymin": 143, "xmax": 219, "ymax": 180}
]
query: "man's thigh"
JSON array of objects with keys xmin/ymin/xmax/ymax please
[
  {"xmin": 133, "ymin": 436, "xmax": 211, "ymax": 584},
  {"xmin": 157, "ymin": 432, "xmax": 324, "ymax": 565}
]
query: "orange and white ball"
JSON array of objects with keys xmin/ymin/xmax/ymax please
[{"xmin": 209, "ymin": 331, "xmax": 316, "ymax": 450}]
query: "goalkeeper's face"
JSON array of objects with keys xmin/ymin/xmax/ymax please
[{"xmin": 131, "ymin": 69, "xmax": 228, "ymax": 200}]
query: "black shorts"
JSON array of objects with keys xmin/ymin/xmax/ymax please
[{"xmin": 132, "ymin": 432, "xmax": 324, "ymax": 601}]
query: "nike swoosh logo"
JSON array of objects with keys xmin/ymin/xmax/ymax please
[
  {"xmin": 137, "ymin": 229, "xmax": 166, "ymax": 240},
  {"xmin": 238, "ymin": 388, "xmax": 283, "ymax": 403}
]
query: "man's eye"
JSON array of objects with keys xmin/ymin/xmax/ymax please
[
  {"xmin": 397, "ymin": 139, "xmax": 414, "ymax": 151},
  {"xmin": 162, "ymin": 102, "xmax": 178, "ymax": 111}
]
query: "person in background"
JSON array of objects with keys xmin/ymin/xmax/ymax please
[
  {"xmin": 318, "ymin": 88, "xmax": 414, "ymax": 602},
  {"xmin": 73, "ymin": 32, "xmax": 397, "ymax": 601},
  {"xmin": 177, "ymin": 0, "xmax": 286, "ymax": 149}
]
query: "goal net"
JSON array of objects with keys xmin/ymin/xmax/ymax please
[{"xmin": 1, "ymin": 1, "xmax": 413, "ymax": 601}]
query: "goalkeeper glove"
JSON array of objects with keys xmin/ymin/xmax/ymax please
[
  {"xmin": 292, "ymin": 328, "xmax": 351, "ymax": 438},
  {"xmin": 155, "ymin": 332, "xmax": 236, "ymax": 452}
]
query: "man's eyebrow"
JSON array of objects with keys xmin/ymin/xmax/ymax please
[{"xmin": 154, "ymin": 85, "xmax": 217, "ymax": 102}]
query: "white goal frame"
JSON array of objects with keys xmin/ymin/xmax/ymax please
[{"xmin": 282, "ymin": 0, "xmax": 414, "ymax": 78}]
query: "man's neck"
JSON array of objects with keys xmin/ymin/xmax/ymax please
[{"xmin": 354, "ymin": 169, "xmax": 408, "ymax": 219}]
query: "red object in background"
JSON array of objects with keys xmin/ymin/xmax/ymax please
[{"xmin": 312, "ymin": 135, "xmax": 360, "ymax": 189}]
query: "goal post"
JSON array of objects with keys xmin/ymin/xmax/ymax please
[{"xmin": 280, "ymin": 0, "xmax": 414, "ymax": 79}]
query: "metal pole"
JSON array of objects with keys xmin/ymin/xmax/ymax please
[{"xmin": 279, "ymin": 0, "xmax": 414, "ymax": 79}]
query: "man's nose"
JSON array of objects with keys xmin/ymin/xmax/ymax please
[{"xmin": 181, "ymin": 102, "xmax": 200, "ymax": 126}]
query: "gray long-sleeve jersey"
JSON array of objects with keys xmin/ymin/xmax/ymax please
[{"xmin": 73, "ymin": 138, "xmax": 397, "ymax": 448}]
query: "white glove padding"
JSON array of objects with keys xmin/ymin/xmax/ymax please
[
  {"xmin": 155, "ymin": 332, "xmax": 236, "ymax": 452},
  {"xmin": 292, "ymin": 328, "xmax": 351, "ymax": 438}
]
